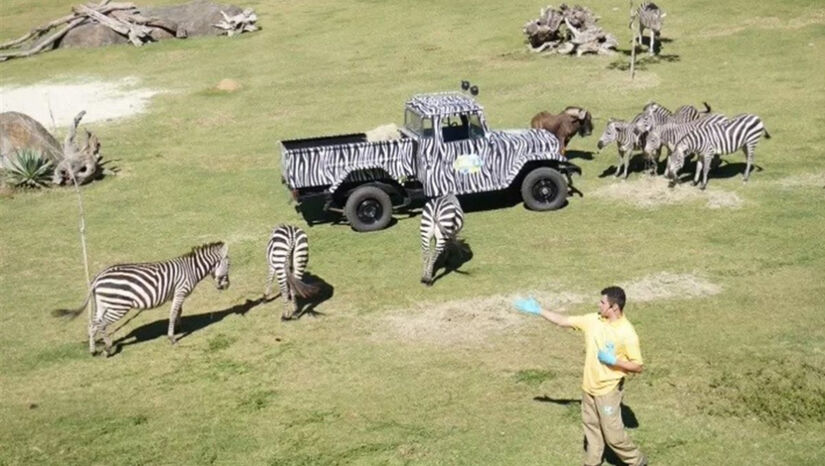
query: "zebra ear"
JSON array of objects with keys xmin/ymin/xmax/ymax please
[{"xmin": 220, "ymin": 243, "xmax": 229, "ymax": 258}]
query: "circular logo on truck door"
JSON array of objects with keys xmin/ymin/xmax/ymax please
[{"xmin": 453, "ymin": 154, "xmax": 483, "ymax": 174}]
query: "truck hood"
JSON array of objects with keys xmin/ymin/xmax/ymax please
[{"xmin": 490, "ymin": 129, "xmax": 562, "ymax": 158}]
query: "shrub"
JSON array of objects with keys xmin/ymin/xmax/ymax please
[{"xmin": 1, "ymin": 149, "xmax": 53, "ymax": 188}]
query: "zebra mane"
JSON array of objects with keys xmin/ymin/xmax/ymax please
[{"xmin": 185, "ymin": 241, "xmax": 226, "ymax": 258}]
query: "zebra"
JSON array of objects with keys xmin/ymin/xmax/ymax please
[
  {"xmin": 635, "ymin": 102, "xmax": 713, "ymax": 134},
  {"xmin": 53, "ymin": 242, "xmax": 230, "ymax": 356},
  {"xmin": 420, "ymin": 194, "xmax": 464, "ymax": 286},
  {"xmin": 597, "ymin": 118, "xmax": 644, "ymax": 179},
  {"xmin": 630, "ymin": 2, "xmax": 665, "ymax": 56},
  {"xmin": 643, "ymin": 114, "xmax": 730, "ymax": 175},
  {"xmin": 666, "ymin": 114, "xmax": 771, "ymax": 189},
  {"xmin": 265, "ymin": 224, "xmax": 318, "ymax": 320}
]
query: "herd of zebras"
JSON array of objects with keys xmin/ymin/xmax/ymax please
[
  {"xmin": 596, "ymin": 101, "xmax": 770, "ymax": 189},
  {"xmin": 54, "ymin": 197, "xmax": 466, "ymax": 356}
]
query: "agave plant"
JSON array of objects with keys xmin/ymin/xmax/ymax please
[{"xmin": 1, "ymin": 149, "xmax": 54, "ymax": 189}]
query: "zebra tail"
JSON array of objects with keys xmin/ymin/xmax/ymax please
[
  {"xmin": 763, "ymin": 127, "xmax": 771, "ymax": 139},
  {"xmin": 52, "ymin": 287, "xmax": 93, "ymax": 319},
  {"xmin": 286, "ymin": 274, "xmax": 320, "ymax": 299}
]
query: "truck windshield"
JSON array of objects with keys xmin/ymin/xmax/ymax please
[{"xmin": 405, "ymin": 110, "xmax": 433, "ymax": 137}]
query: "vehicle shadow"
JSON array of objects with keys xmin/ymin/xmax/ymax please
[
  {"xmin": 111, "ymin": 297, "xmax": 266, "ymax": 354},
  {"xmin": 566, "ymin": 149, "xmax": 595, "ymax": 161}
]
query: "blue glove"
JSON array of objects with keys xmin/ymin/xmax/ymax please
[
  {"xmin": 514, "ymin": 297, "xmax": 542, "ymax": 315},
  {"xmin": 597, "ymin": 342, "xmax": 618, "ymax": 366}
]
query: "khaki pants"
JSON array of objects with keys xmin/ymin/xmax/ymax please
[{"xmin": 581, "ymin": 384, "xmax": 644, "ymax": 466}]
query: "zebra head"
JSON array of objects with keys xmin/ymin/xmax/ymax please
[
  {"xmin": 596, "ymin": 119, "xmax": 622, "ymax": 151},
  {"xmin": 211, "ymin": 243, "xmax": 231, "ymax": 290}
]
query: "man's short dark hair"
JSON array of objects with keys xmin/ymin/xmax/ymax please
[{"xmin": 601, "ymin": 286, "xmax": 626, "ymax": 311}]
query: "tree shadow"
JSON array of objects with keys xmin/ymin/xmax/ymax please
[
  {"xmin": 429, "ymin": 238, "xmax": 474, "ymax": 286},
  {"xmin": 607, "ymin": 52, "xmax": 680, "ymax": 71},
  {"xmin": 111, "ymin": 297, "xmax": 266, "ymax": 354}
]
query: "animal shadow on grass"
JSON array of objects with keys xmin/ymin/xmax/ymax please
[
  {"xmin": 566, "ymin": 149, "xmax": 595, "ymax": 161},
  {"xmin": 534, "ymin": 396, "xmax": 640, "ymax": 466},
  {"xmin": 110, "ymin": 298, "xmax": 265, "ymax": 355},
  {"xmin": 429, "ymin": 238, "xmax": 474, "ymax": 286},
  {"xmin": 264, "ymin": 272, "xmax": 335, "ymax": 320},
  {"xmin": 598, "ymin": 153, "xmax": 651, "ymax": 178},
  {"xmin": 671, "ymin": 158, "xmax": 763, "ymax": 184}
]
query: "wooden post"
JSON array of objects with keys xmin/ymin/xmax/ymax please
[{"xmin": 629, "ymin": 0, "xmax": 637, "ymax": 80}]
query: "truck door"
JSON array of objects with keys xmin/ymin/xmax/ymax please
[{"xmin": 437, "ymin": 112, "xmax": 494, "ymax": 195}]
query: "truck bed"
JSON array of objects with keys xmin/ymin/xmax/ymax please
[{"xmin": 281, "ymin": 133, "xmax": 368, "ymax": 151}]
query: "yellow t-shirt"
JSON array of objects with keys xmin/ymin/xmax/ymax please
[{"xmin": 568, "ymin": 313, "xmax": 643, "ymax": 396}]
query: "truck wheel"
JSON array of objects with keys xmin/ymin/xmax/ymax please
[
  {"xmin": 521, "ymin": 167, "xmax": 567, "ymax": 211},
  {"xmin": 344, "ymin": 185, "xmax": 393, "ymax": 232}
]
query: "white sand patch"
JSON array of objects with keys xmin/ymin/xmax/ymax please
[
  {"xmin": 774, "ymin": 173, "xmax": 825, "ymax": 189},
  {"xmin": 0, "ymin": 78, "xmax": 159, "ymax": 128},
  {"xmin": 591, "ymin": 176, "xmax": 743, "ymax": 209},
  {"xmin": 376, "ymin": 290, "xmax": 587, "ymax": 347},
  {"xmin": 621, "ymin": 272, "xmax": 722, "ymax": 302}
]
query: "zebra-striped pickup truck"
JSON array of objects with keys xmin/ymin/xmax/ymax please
[{"xmin": 280, "ymin": 91, "xmax": 580, "ymax": 232}]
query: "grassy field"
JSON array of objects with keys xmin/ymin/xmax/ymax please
[{"xmin": 2, "ymin": 0, "xmax": 824, "ymax": 464}]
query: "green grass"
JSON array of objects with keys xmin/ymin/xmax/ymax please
[{"xmin": 2, "ymin": 1, "xmax": 825, "ymax": 464}]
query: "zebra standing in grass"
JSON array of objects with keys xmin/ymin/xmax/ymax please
[
  {"xmin": 667, "ymin": 114, "xmax": 771, "ymax": 189},
  {"xmin": 636, "ymin": 102, "xmax": 713, "ymax": 133},
  {"xmin": 265, "ymin": 224, "xmax": 318, "ymax": 320},
  {"xmin": 420, "ymin": 194, "xmax": 464, "ymax": 286},
  {"xmin": 630, "ymin": 2, "xmax": 665, "ymax": 56},
  {"xmin": 643, "ymin": 114, "xmax": 730, "ymax": 175},
  {"xmin": 597, "ymin": 118, "xmax": 644, "ymax": 178},
  {"xmin": 53, "ymin": 242, "xmax": 230, "ymax": 356}
]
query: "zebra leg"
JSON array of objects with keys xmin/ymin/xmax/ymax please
[
  {"xmin": 264, "ymin": 266, "xmax": 276, "ymax": 299},
  {"xmin": 88, "ymin": 320, "xmax": 98, "ymax": 355},
  {"xmin": 426, "ymin": 238, "xmax": 446, "ymax": 286},
  {"xmin": 622, "ymin": 151, "xmax": 630, "ymax": 179},
  {"xmin": 743, "ymin": 145, "xmax": 755, "ymax": 181},
  {"xmin": 615, "ymin": 151, "xmax": 624, "ymax": 178},
  {"xmin": 650, "ymin": 29, "xmax": 655, "ymax": 56},
  {"xmin": 102, "ymin": 325, "xmax": 114, "ymax": 357},
  {"xmin": 693, "ymin": 159, "xmax": 702, "ymax": 186},
  {"xmin": 167, "ymin": 294, "xmax": 185, "ymax": 344},
  {"xmin": 701, "ymin": 156, "xmax": 713, "ymax": 190}
]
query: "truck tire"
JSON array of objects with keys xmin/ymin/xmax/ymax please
[
  {"xmin": 344, "ymin": 185, "xmax": 393, "ymax": 232},
  {"xmin": 521, "ymin": 167, "xmax": 567, "ymax": 211}
]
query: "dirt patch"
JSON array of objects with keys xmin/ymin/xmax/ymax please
[
  {"xmin": 0, "ymin": 78, "xmax": 159, "ymax": 129},
  {"xmin": 621, "ymin": 272, "xmax": 722, "ymax": 302},
  {"xmin": 376, "ymin": 291, "xmax": 587, "ymax": 347},
  {"xmin": 591, "ymin": 176, "xmax": 743, "ymax": 209}
]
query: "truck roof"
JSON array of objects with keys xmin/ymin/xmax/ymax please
[{"xmin": 405, "ymin": 92, "xmax": 484, "ymax": 118}]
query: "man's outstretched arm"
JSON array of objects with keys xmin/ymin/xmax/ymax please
[{"xmin": 513, "ymin": 298, "xmax": 574, "ymax": 328}]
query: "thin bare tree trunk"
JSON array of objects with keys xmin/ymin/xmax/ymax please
[
  {"xmin": 629, "ymin": 0, "xmax": 637, "ymax": 80},
  {"xmin": 63, "ymin": 112, "xmax": 93, "ymax": 321}
]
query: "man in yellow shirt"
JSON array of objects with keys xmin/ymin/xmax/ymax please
[{"xmin": 514, "ymin": 286, "xmax": 647, "ymax": 466}]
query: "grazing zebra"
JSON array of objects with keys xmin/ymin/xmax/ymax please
[
  {"xmin": 597, "ymin": 119, "xmax": 644, "ymax": 178},
  {"xmin": 630, "ymin": 2, "xmax": 665, "ymax": 56},
  {"xmin": 420, "ymin": 194, "xmax": 464, "ymax": 286},
  {"xmin": 666, "ymin": 114, "xmax": 771, "ymax": 189},
  {"xmin": 265, "ymin": 224, "xmax": 318, "ymax": 320},
  {"xmin": 53, "ymin": 242, "xmax": 230, "ymax": 356},
  {"xmin": 643, "ymin": 114, "xmax": 730, "ymax": 175}
]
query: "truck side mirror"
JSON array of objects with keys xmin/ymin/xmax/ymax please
[
  {"xmin": 470, "ymin": 85, "xmax": 479, "ymax": 96},
  {"xmin": 461, "ymin": 80, "xmax": 470, "ymax": 91}
]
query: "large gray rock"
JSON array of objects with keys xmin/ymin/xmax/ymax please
[
  {"xmin": 138, "ymin": 0, "xmax": 244, "ymax": 37},
  {"xmin": 59, "ymin": 23, "xmax": 130, "ymax": 48},
  {"xmin": 0, "ymin": 112, "xmax": 64, "ymax": 164}
]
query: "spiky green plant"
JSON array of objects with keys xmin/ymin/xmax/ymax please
[{"xmin": 1, "ymin": 149, "xmax": 53, "ymax": 189}]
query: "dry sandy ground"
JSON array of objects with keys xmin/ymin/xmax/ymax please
[
  {"xmin": 375, "ymin": 272, "xmax": 721, "ymax": 347},
  {"xmin": 591, "ymin": 176, "xmax": 744, "ymax": 209},
  {"xmin": 0, "ymin": 78, "xmax": 159, "ymax": 129}
]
